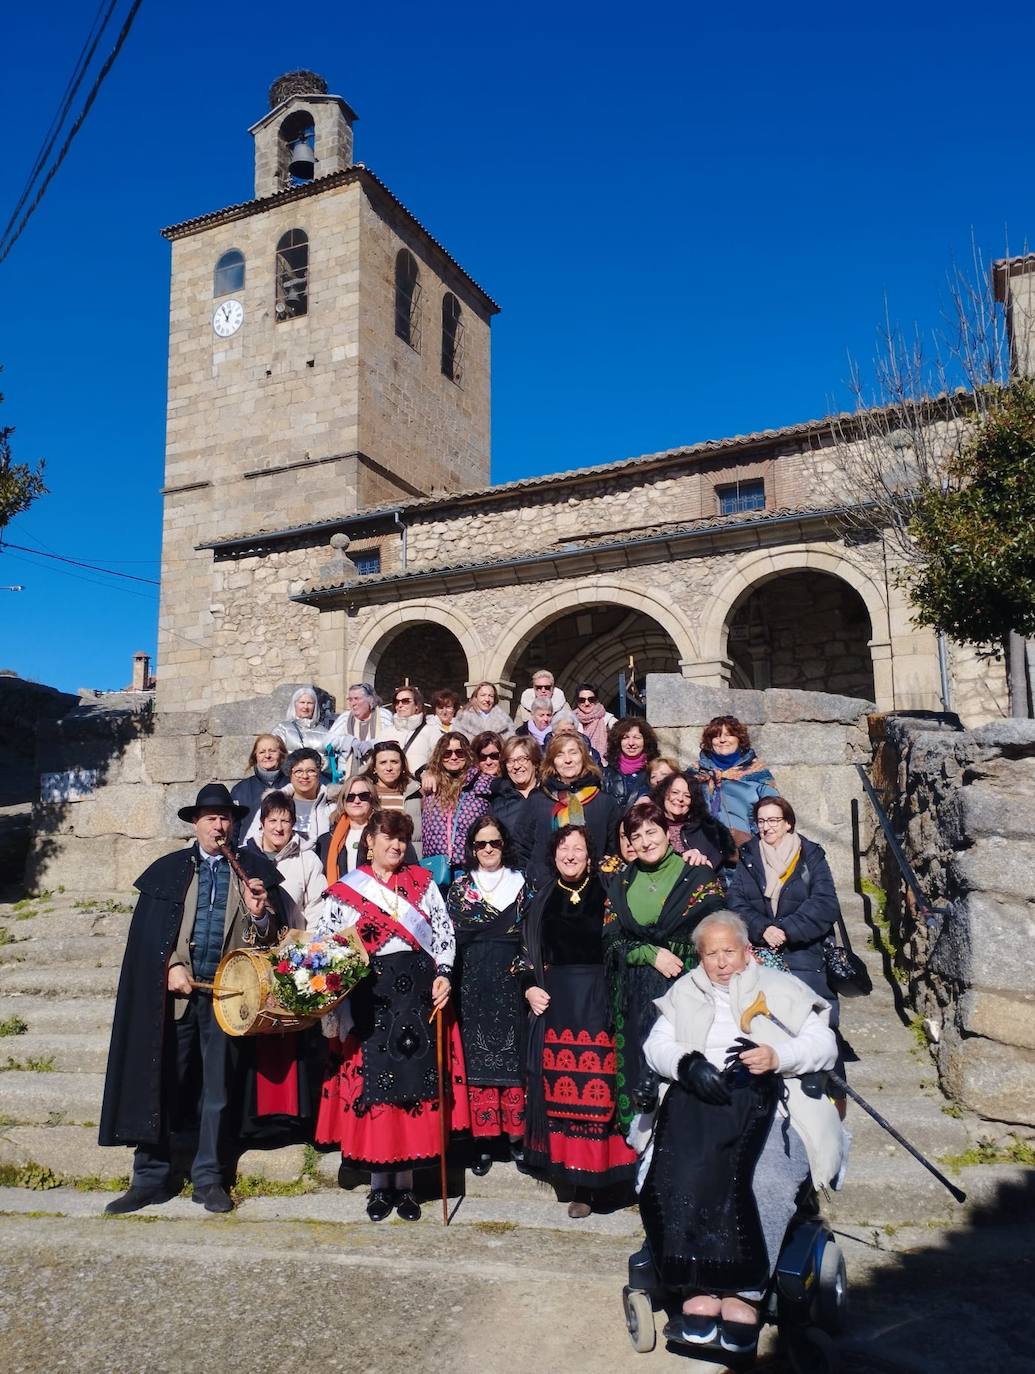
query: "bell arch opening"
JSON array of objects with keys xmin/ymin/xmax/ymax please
[
  {"xmin": 726, "ymin": 570, "xmax": 875, "ymax": 698},
  {"xmin": 506, "ymin": 603, "xmax": 681, "ymax": 715},
  {"xmin": 370, "ymin": 622, "xmax": 470, "ymax": 703}
]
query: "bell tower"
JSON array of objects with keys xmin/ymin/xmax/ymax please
[
  {"xmin": 155, "ymin": 71, "xmax": 498, "ymax": 712},
  {"xmin": 250, "ymin": 70, "xmax": 357, "ymax": 199}
]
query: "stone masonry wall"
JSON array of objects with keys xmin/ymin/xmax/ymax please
[
  {"xmin": 646, "ymin": 676, "xmax": 876, "ymax": 894},
  {"xmin": 872, "ymin": 714, "xmax": 1035, "ymax": 1129},
  {"xmin": 26, "ymin": 687, "xmax": 309, "ymax": 895}
]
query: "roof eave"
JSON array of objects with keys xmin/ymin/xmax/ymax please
[{"xmin": 291, "ymin": 504, "xmax": 879, "ymax": 608}]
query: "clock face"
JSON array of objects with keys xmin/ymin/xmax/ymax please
[{"xmin": 213, "ymin": 299, "xmax": 244, "ymax": 338}]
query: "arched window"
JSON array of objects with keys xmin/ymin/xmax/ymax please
[
  {"xmin": 394, "ymin": 249, "xmax": 421, "ymax": 349},
  {"xmin": 441, "ymin": 292, "xmax": 464, "ymax": 383},
  {"xmin": 275, "ymin": 229, "xmax": 308, "ymax": 319},
  {"xmin": 214, "ymin": 249, "xmax": 245, "ymax": 296}
]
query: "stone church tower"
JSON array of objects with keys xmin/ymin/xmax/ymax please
[{"xmin": 156, "ymin": 71, "xmax": 498, "ymax": 711}]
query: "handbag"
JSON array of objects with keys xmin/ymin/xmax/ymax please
[
  {"xmin": 823, "ymin": 912, "xmax": 872, "ymax": 997},
  {"xmin": 420, "ymin": 853, "xmax": 452, "ymax": 887},
  {"xmin": 750, "ymin": 944, "xmax": 789, "ymax": 972}
]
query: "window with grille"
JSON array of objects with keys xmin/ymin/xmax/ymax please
[
  {"xmin": 441, "ymin": 292, "xmax": 464, "ymax": 383},
  {"xmin": 395, "ymin": 249, "xmax": 421, "ymax": 349},
  {"xmin": 717, "ymin": 479, "xmax": 766, "ymax": 516},
  {"xmin": 275, "ymin": 229, "xmax": 308, "ymax": 319},
  {"xmin": 352, "ymin": 550, "xmax": 381, "ymax": 575},
  {"xmin": 214, "ymin": 249, "xmax": 245, "ymax": 296}
]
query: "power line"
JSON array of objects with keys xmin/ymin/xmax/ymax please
[
  {"xmin": 0, "ymin": 0, "xmax": 146, "ymax": 264},
  {"xmin": 0, "ymin": 0, "xmax": 119, "ymax": 248},
  {"xmin": 0, "ymin": 539, "xmax": 159, "ymax": 584}
]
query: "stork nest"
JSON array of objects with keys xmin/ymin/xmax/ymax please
[{"xmin": 269, "ymin": 70, "xmax": 328, "ymax": 107}]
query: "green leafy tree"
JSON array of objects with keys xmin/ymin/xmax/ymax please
[
  {"xmin": 0, "ymin": 369, "xmax": 47, "ymax": 530},
  {"xmin": 908, "ymin": 380, "xmax": 1035, "ymax": 646}
]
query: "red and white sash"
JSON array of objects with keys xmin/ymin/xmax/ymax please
[{"xmin": 328, "ymin": 866, "xmax": 436, "ymax": 960}]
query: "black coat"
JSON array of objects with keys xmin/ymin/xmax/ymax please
[
  {"xmin": 488, "ymin": 775, "xmax": 533, "ymax": 837},
  {"xmin": 98, "ymin": 844, "xmax": 283, "ymax": 1148},
  {"xmin": 726, "ymin": 835, "xmax": 840, "ymax": 1008},
  {"xmin": 514, "ymin": 779, "xmax": 621, "ymax": 884},
  {"xmin": 601, "ymin": 764, "xmax": 649, "ymax": 809},
  {"xmin": 230, "ymin": 769, "xmax": 289, "ymax": 842}
]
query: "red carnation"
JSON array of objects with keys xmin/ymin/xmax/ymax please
[
  {"xmin": 325, "ymin": 972, "xmax": 342, "ymax": 992},
  {"xmin": 332, "ymin": 932, "xmax": 350, "ymax": 945},
  {"xmin": 276, "ymin": 960, "xmax": 292, "ymax": 974}
]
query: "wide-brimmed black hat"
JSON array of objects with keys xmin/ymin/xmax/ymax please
[{"xmin": 177, "ymin": 782, "xmax": 249, "ymax": 823}]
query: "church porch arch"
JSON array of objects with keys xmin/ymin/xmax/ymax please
[
  {"xmin": 699, "ymin": 547, "xmax": 894, "ymax": 707},
  {"xmin": 347, "ymin": 603, "xmax": 482, "ymax": 701},
  {"xmin": 487, "ymin": 584, "xmax": 694, "ymax": 715}
]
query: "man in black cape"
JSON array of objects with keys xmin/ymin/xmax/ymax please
[{"xmin": 100, "ymin": 784, "xmax": 284, "ymax": 1214}]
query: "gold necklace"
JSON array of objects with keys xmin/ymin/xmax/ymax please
[
  {"xmin": 371, "ymin": 869, "xmax": 400, "ymax": 915},
  {"xmin": 557, "ymin": 873, "xmax": 590, "ymax": 905}
]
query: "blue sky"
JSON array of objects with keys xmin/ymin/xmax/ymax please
[{"xmin": 1, "ymin": 1, "xmax": 1032, "ymax": 691}]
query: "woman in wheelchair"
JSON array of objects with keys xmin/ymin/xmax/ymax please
[{"xmin": 635, "ymin": 910, "xmax": 844, "ymax": 1355}]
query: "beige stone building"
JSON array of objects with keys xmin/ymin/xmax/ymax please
[{"xmin": 155, "ymin": 71, "xmax": 1009, "ymax": 727}]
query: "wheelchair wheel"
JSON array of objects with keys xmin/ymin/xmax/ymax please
[
  {"xmin": 622, "ymin": 1286, "xmax": 656, "ymax": 1353},
  {"xmin": 787, "ymin": 1326, "xmax": 839, "ymax": 1374},
  {"xmin": 815, "ymin": 1241, "xmax": 848, "ymax": 1333}
]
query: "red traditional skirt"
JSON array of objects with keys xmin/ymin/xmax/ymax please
[
  {"xmin": 315, "ymin": 949, "xmax": 470, "ymax": 1171},
  {"xmin": 523, "ymin": 963, "xmax": 637, "ymax": 1188},
  {"xmin": 469, "ymin": 1085, "xmax": 525, "ymax": 1139}
]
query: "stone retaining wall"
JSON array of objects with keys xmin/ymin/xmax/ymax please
[
  {"xmin": 872, "ymin": 714, "xmax": 1035, "ymax": 1129},
  {"xmin": 26, "ymin": 685, "xmax": 310, "ymax": 894},
  {"xmin": 646, "ymin": 676, "xmax": 876, "ymax": 892}
]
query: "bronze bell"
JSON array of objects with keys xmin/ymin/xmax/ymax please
[{"xmin": 288, "ymin": 138, "xmax": 316, "ymax": 180}]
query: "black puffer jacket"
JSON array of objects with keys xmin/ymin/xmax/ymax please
[{"xmin": 726, "ymin": 835, "xmax": 841, "ymax": 1019}]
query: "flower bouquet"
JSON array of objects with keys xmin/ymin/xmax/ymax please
[{"xmin": 269, "ymin": 929, "xmax": 369, "ymax": 1018}]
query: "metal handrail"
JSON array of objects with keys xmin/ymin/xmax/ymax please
[{"xmin": 854, "ymin": 762, "xmax": 953, "ymax": 925}]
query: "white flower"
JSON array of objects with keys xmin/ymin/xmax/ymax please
[{"xmin": 293, "ymin": 968, "xmax": 311, "ymax": 990}]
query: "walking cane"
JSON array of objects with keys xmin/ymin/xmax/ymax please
[
  {"xmin": 431, "ymin": 1004, "xmax": 450, "ymax": 1226},
  {"xmin": 739, "ymin": 991, "xmax": 966, "ymax": 1204}
]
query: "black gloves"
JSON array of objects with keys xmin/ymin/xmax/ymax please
[
  {"xmin": 677, "ymin": 1051, "xmax": 732, "ymax": 1106},
  {"xmin": 631, "ymin": 1069, "xmax": 660, "ymax": 1114}
]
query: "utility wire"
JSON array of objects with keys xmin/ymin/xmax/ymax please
[
  {"xmin": 0, "ymin": 0, "xmax": 146, "ymax": 264},
  {"xmin": 0, "ymin": 539, "xmax": 159, "ymax": 584},
  {"xmin": 0, "ymin": 0, "xmax": 118, "ymax": 248}
]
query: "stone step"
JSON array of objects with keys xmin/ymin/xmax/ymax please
[
  {"xmin": 3, "ymin": 912, "xmax": 132, "ymax": 943},
  {"xmin": 844, "ymin": 1090, "xmax": 970, "ymax": 1158},
  {"xmin": 824, "ymin": 1151, "xmax": 962, "ymax": 1226},
  {"xmin": 0, "ymin": 964, "xmax": 119, "ymax": 999},
  {"xmin": 0, "ymin": 1031, "xmax": 111, "ymax": 1073},
  {"xmin": 1, "ymin": 936, "xmax": 126, "ymax": 968},
  {"xmin": 0, "ymin": 997, "xmax": 114, "ymax": 1032},
  {"xmin": 0, "ymin": 1070, "xmax": 104, "ymax": 1125},
  {"xmin": 0, "ymin": 1125, "xmax": 131, "ymax": 1181}
]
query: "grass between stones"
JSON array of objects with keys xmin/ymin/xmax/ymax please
[
  {"xmin": 2, "ymin": 1055, "xmax": 55, "ymax": 1072},
  {"xmin": 0, "ymin": 1143, "xmax": 325, "ymax": 1202},
  {"xmin": 0, "ymin": 1016, "xmax": 28, "ymax": 1037},
  {"xmin": 941, "ymin": 1137, "xmax": 1035, "ymax": 1171}
]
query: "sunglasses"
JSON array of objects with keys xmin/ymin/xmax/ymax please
[
  {"xmin": 394, "ymin": 697, "xmax": 414, "ymax": 705},
  {"xmin": 534, "ymin": 684, "xmax": 552, "ymax": 691},
  {"xmin": 442, "ymin": 747, "xmax": 466, "ymax": 758},
  {"xmin": 473, "ymin": 838, "xmax": 503, "ymax": 851},
  {"xmin": 479, "ymin": 750, "xmax": 501, "ymax": 760},
  {"xmin": 345, "ymin": 791, "xmax": 373, "ymax": 803}
]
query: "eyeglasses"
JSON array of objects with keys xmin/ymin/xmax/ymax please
[
  {"xmin": 345, "ymin": 791, "xmax": 373, "ymax": 803},
  {"xmin": 394, "ymin": 697, "xmax": 414, "ymax": 706},
  {"xmin": 479, "ymin": 750, "xmax": 501, "ymax": 760},
  {"xmin": 758, "ymin": 818, "xmax": 788, "ymax": 829},
  {"xmin": 473, "ymin": 838, "xmax": 503, "ymax": 851},
  {"xmin": 442, "ymin": 747, "xmax": 466, "ymax": 758},
  {"xmin": 577, "ymin": 694, "xmax": 596, "ymax": 704},
  {"xmin": 291, "ymin": 768, "xmax": 319, "ymax": 778}
]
